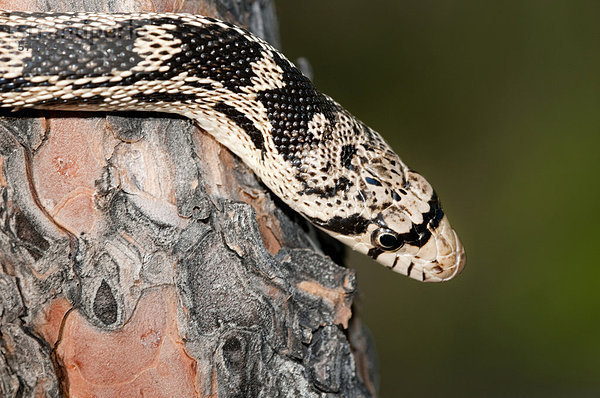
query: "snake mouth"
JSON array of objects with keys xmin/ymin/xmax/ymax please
[
  {"xmin": 423, "ymin": 229, "xmax": 465, "ymax": 282},
  {"xmin": 416, "ymin": 215, "xmax": 466, "ymax": 282}
]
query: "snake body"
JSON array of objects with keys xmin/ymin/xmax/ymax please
[{"xmin": 0, "ymin": 11, "xmax": 465, "ymax": 281}]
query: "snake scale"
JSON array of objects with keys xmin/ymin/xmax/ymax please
[{"xmin": 0, "ymin": 11, "xmax": 465, "ymax": 282}]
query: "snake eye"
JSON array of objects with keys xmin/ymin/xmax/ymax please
[{"xmin": 371, "ymin": 228, "xmax": 404, "ymax": 251}]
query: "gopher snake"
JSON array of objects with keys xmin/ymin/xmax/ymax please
[{"xmin": 0, "ymin": 11, "xmax": 465, "ymax": 281}]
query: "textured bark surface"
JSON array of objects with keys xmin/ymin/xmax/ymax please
[{"xmin": 0, "ymin": 0, "xmax": 378, "ymax": 397}]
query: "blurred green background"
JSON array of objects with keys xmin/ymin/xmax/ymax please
[{"xmin": 277, "ymin": 1, "xmax": 600, "ymax": 397}]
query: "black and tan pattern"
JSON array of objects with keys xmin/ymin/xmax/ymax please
[{"xmin": 0, "ymin": 11, "xmax": 465, "ymax": 281}]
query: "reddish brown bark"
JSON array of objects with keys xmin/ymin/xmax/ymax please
[{"xmin": 0, "ymin": 1, "xmax": 378, "ymax": 396}]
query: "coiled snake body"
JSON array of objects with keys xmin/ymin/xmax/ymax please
[{"xmin": 0, "ymin": 11, "xmax": 465, "ymax": 281}]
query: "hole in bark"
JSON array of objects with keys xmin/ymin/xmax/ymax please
[
  {"xmin": 93, "ymin": 280, "xmax": 118, "ymax": 325},
  {"xmin": 222, "ymin": 336, "xmax": 245, "ymax": 371}
]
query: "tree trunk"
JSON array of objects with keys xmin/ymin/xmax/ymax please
[{"xmin": 0, "ymin": 0, "xmax": 378, "ymax": 397}]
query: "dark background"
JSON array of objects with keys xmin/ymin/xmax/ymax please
[{"xmin": 277, "ymin": 1, "xmax": 600, "ymax": 397}]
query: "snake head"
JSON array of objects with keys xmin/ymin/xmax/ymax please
[
  {"xmin": 367, "ymin": 196, "xmax": 465, "ymax": 282},
  {"xmin": 326, "ymin": 165, "xmax": 466, "ymax": 282}
]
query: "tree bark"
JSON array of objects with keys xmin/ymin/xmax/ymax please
[{"xmin": 0, "ymin": 0, "xmax": 378, "ymax": 397}]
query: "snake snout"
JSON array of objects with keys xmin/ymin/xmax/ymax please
[{"xmin": 422, "ymin": 216, "xmax": 466, "ymax": 282}]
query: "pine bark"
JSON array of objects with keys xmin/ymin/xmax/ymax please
[{"xmin": 0, "ymin": 0, "xmax": 378, "ymax": 396}]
